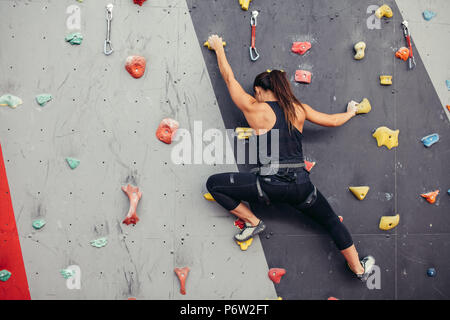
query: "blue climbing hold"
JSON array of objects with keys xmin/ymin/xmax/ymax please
[
  {"xmin": 423, "ymin": 10, "xmax": 436, "ymax": 21},
  {"xmin": 421, "ymin": 133, "xmax": 439, "ymax": 148},
  {"xmin": 427, "ymin": 268, "xmax": 437, "ymax": 277},
  {"xmin": 447, "ymin": 189, "xmax": 450, "ymax": 196},
  {"xmin": 446, "ymin": 80, "xmax": 450, "ymax": 91}
]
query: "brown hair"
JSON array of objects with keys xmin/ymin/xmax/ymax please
[{"xmin": 253, "ymin": 70, "xmax": 304, "ymax": 132}]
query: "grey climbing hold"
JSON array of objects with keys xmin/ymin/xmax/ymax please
[
  {"xmin": 66, "ymin": 157, "xmax": 80, "ymax": 169},
  {"xmin": 0, "ymin": 94, "xmax": 23, "ymax": 108},
  {"xmin": 423, "ymin": 10, "xmax": 436, "ymax": 21},
  {"xmin": 90, "ymin": 237, "xmax": 108, "ymax": 248},
  {"xmin": 32, "ymin": 219, "xmax": 46, "ymax": 230},
  {"xmin": 60, "ymin": 269, "xmax": 75, "ymax": 279},
  {"xmin": 0, "ymin": 270, "xmax": 12, "ymax": 282},
  {"xmin": 35, "ymin": 94, "xmax": 52, "ymax": 106},
  {"xmin": 65, "ymin": 32, "xmax": 83, "ymax": 45}
]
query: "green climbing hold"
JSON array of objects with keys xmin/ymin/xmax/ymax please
[
  {"xmin": 0, "ymin": 270, "xmax": 12, "ymax": 282},
  {"xmin": 90, "ymin": 237, "xmax": 108, "ymax": 248},
  {"xmin": 32, "ymin": 219, "xmax": 46, "ymax": 230},
  {"xmin": 65, "ymin": 32, "xmax": 83, "ymax": 45},
  {"xmin": 66, "ymin": 157, "xmax": 80, "ymax": 169},
  {"xmin": 60, "ymin": 269, "xmax": 75, "ymax": 279},
  {"xmin": 0, "ymin": 94, "xmax": 23, "ymax": 108},
  {"xmin": 35, "ymin": 94, "xmax": 52, "ymax": 106}
]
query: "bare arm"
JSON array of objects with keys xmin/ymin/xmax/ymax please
[
  {"xmin": 208, "ymin": 35, "xmax": 256, "ymax": 112},
  {"xmin": 302, "ymin": 102, "xmax": 357, "ymax": 127}
]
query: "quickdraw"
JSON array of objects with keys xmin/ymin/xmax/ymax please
[
  {"xmin": 104, "ymin": 4, "xmax": 114, "ymax": 55},
  {"xmin": 249, "ymin": 11, "xmax": 260, "ymax": 61}
]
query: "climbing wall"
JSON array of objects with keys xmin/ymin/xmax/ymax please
[
  {"xmin": 188, "ymin": 0, "xmax": 450, "ymax": 299},
  {"xmin": 0, "ymin": 0, "xmax": 277, "ymax": 299}
]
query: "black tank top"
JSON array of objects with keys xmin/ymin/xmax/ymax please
[{"xmin": 256, "ymin": 101, "xmax": 304, "ymax": 166}]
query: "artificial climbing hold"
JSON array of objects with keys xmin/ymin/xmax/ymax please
[
  {"xmin": 125, "ymin": 55, "xmax": 146, "ymax": 79},
  {"xmin": 421, "ymin": 133, "xmax": 439, "ymax": 148},
  {"xmin": 35, "ymin": 94, "xmax": 52, "ymax": 106},
  {"xmin": 304, "ymin": 160, "xmax": 315, "ymax": 172},
  {"xmin": 448, "ymin": 189, "xmax": 450, "ymax": 196},
  {"xmin": 338, "ymin": 216, "xmax": 343, "ymax": 223},
  {"xmin": 122, "ymin": 184, "xmax": 142, "ymax": 225},
  {"xmin": 268, "ymin": 268, "xmax": 286, "ymax": 284},
  {"xmin": 355, "ymin": 98, "xmax": 372, "ymax": 114},
  {"xmin": 60, "ymin": 269, "xmax": 75, "ymax": 279},
  {"xmin": 0, "ymin": 94, "xmax": 23, "ymax": 109},
  {"xmin": 423, "ymin": 10, "xmax": 436, "ymax": 21},
  {"xmin": 421, "ymin": 190, "xmax": 439, "ymax": 204},
  {"xmin": 32, "ymin": 219, "xmax": 46, "ymax": 230},
  {"xmin": 234, "ymin": 218, "xmax": 245, "ymax": 230},
  {"xmin": 174, "ymin": 267, "xmax": 189, "ymax": 295},
  {"xmin": 156, "ymin": 118, "xmax": 179, "ymax": 144},
  {"xmin": 203, "ymin": 40, "xmax": 226, "ymax": 50},
  {"xmin": 295, "ymin": 70, "xmax": 312, "ymax": 84},
  {"xmin": 203, "ymin": 193, "xmax": 215, "ymax": 201},
  {"xmin": 65, "ymin": 32, "xmax": 83, "ymax": 45},
  {"xmin": 327, "ymin": 297, "xmax": 339, "ymax": 300},
  {"xmin": 236, "ymin": 237, "xmax": 253, "ymax": 251},
  {"xmin": 447, "ymin": 105, "xmax": 450, "ymax": 112},
  {"xmin": 239, "ymin": 0, "xmax": 252, "ymax": 11},
  {"xmin": 395, "ymin": 47, "xmax": 410, "ymax": 61},
  {"xmin": 291, "ymin": 41, "xmax": 311, "ymax": 55},
  {"xmin": 427, "ymin": 268, "xmax": 437, "ymax": 277},
  {"xmin": 375, "ymin": 4, "xmax": 393, "ymax": 19},
  {"xmin": 353, "ymin": 41, "xmax": 366, "ymax": 60},
  {"xmin": 372, "ymin": 127, "xmax": 399, "ymax": 150},
  {"xmin": 379, "ymin": 214, "xmax": 400, "ymax": 231},
  {"xmin": 235, "ymin": 127, "xmax": 253, "ymax": 140},
  {"xmin": 446, "ymin": 80, "xmax": 450, "ymax": 91},
  {"xmin": 133, "ymin": 0, "xmax": 147, "ymax": 6},
  {"xmin": 66, "ymin": 157, "xmax": 80, "ymax": 170},
  {"xmin": 90, "ymin": 237, "xmax": 108, "ymax": 248},
  {"xmin": 349, "ymin": 186, "xmax": 370, "ymax": 200},
  {"xmin": 0, "ymin": 270, "xmax": 12, "ymax": 282},
  {"xmin": 380, "ymin": 75, "xmax": 392, "ymax": 85}
]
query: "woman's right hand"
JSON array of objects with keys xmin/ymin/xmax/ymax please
[{"xmin": 207, "ymin": 34, "xmax": 224, "ymax": 52}]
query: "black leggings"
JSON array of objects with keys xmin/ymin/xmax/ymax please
[{"xmin": 206, "ymin": 170, "xmax": 354, "ymax": 251}]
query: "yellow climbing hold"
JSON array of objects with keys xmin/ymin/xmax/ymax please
[
  {"xmin": 265, "ymin": 297, "xmax": 283, "ymax": 300},
  {"xmin": 354, "ymin": 42, "xmax": 366, "ymax": 60},
  {"xmin": 349, "ymin": 186, "xmax": 370, "ymax": 200},
  {"xmin": 204, "ymin": 40, "xmax": 226, "ymax": 50},
  {"xmin": 356, "ymin": 98, "xmax": 372, "ymax": 114},
  {"xmin": 372, "ymin": 126, "xmax": 399, "ymax": 150},
  {"xmin": 239, "ymin": 0, "xmax": 252, "ymax": 11},
  {"xmin": 203, "ymin": 193, "xmax": 215, "ymax": 201},
  {"xmin": 379, "ymin": 214, "xmax": 400, "ymax": 231},
  {"xmin": 375, "ymin": 4, "xmax": 393, "ymax": 19},
  {"xmin": 236, "ymin": 237, "xmax": 253, "ymax": 251},
  {"xmin": 380, "ymin": 75, "xmax": 392, "ymax": 85},
  {"xmin": 235, "ymin": 127, "xmax": 254, "ymax": 140}
]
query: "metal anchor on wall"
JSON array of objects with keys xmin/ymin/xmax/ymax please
[{"xmin": 104, "ymin": 4, "xmax": 114, "ymax": 55}]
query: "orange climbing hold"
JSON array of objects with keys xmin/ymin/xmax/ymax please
[
  {"xmin": 295, "ymin": 70, "xmax": 312, "ymax": 84},
  {"xmin": 125, "ymin": 55, "xmax": 146, "ymax": 78},
  {"xmin": 174, "ymin": 267, "xmax": 190, "ymax": 295},
  {"xmin": 122, "ymin": 184, "xmax": 142, "ymax": 225},
  {"xmin": 446, "ymin": 105, "xmax": 450, "ymax": 112},
  {"xmin": 395, "ymin": 47, "xmax": 410, "ymax": 61},
  {"xmin": 304, "ymin": 160, "xmax": 316, "ymax": 172},
  {"xmin": 421, "ymin": 190, "xmax": 439, "ymax": 204},
  {"xmin": 328, "ymin": 297, "xmax": 339, "ymax": 300},
  {"xmin": 156, "ymin": 118, "xmax": 179, "ymax": 144},
  {"xmin": 291, "ymin": 41, "xmax": 311, "ymax": 55},
  {"xmin": 268, "ymin": 268, "xmax": 286, "ymax": 284}
]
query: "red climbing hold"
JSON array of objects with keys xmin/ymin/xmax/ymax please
[
  {"xmin": 295, "ymin": 70, "xmax": 312, "ymax": 84},
  {"xmin": 125, "ymin": 55, "xmax": 146, "ymax": 79},
  {"xmin": 421, "ymin": 190, "xmax": 439, "ymax": 204},
  {"xmin": 156, "ymin": 118, "xmax": 179, "ymax": 144},
  {"xmin": 291, "ymin": 41, "xmax": 311, "ymax": 55},
  {"xmin": 268, "ymin": 268, "xmax": 286, "ymax": 284},
  {"xmin": 304, "ymin": 160, "xmax": 316, "ymax": 172},
  {"xmin": 133, "ymin": 0, "xmax": 147, "ymax": 6},
  {"xmin": 122, "ymin": 184, "xmax": 142, "ymax": 225},
  {"xmin": 174, "ymin": 267, "xmax": 190, "ymax": 295},
  {"xmin": 234, "ymin": 218, "xmax": 245, "ymax": 230}
]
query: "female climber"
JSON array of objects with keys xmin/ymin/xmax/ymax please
[{"xmin": 205, "ymin": 35, "xmax": 375, "ymax": 281}]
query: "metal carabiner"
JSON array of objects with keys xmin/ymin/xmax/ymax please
[
  {"xmin": 104, "ymin": 4, "xmax": 114, "ymax": 55},
  {"xmin": 249, "ymin": 11, "xmax": 260, "ymax": 61}
]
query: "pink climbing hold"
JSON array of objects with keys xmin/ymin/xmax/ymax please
[
  {"xmin": 125, "ymin": 55, "xmax": 146, "ymax": 79},
  {"xmin": 268, "ymin": 268, "xmax": 286, "ymax": 284},
  {"xmin": 122, "ymin": 184, "xmax": 142, "ymax": 225},
  {"xmin": 328, "ymin": 296, "xmax": 339, "ymax": 300},
  {"xmin": 295, "ymin": 70, "xmax": 312, "ymax": 84},
  {"xmin": 304, "ymin": 160, "xmax": 316, "ymax": 172},
  {"xmin": 133, "ymin": 0, "xmax": 147, "ymax": 6},
  {"xmin": 291, "ymin": 41, "xmax": 311, "ymax": 55}
]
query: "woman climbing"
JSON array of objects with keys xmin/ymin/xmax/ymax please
[{"xmin": 205, "ymin": 35, "xmax": 375, "ymax": 281}]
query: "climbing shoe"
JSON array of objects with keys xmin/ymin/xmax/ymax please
[
  {"xmin": 356, "ymin": 255, "xmax": 376, "ymax": 281},
  {"xmin": 234, "ymin": 220, "xmax": 266, "ymax": 242}
]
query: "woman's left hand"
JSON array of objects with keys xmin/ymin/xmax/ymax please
[
  {"xmin": 346, "ymin": 100, "xmax": 358, "ymax": 116},
  {"xmin": 207, "ymin": 34, "xmax": 224, "ymax": 52}
]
